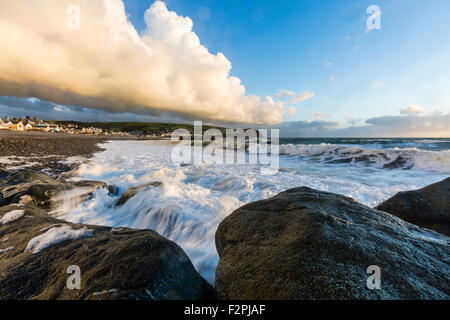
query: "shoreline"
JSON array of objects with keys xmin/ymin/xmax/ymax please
[{"xmin": 0, "ymin": 130, "xmax": 166, "ymax": 174}]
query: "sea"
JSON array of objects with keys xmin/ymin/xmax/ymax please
[{"xmin": 52, "ymin": 137, "xmax": 450, "ymax": 284}]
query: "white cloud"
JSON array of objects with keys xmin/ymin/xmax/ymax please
[
  {"xmin": 287, "ymin": 107, "xmax": 296, "ymax": 116},
  {"xmin": 325, "ymin": 62, "xmax": 333, "ymax": 68},
  {"xmin": 274, "ymin": 89, "xmax": 314, "ymax": 104},
  {"xmin": 400, "ymin": 104, "xmax": 424, "ymax": 115},
  {"xmin": 53, "ymin": 105, "xmax": 74, "ymax": 113},
  {"xmin": 0, "ymin": 0, "xmax": 283, "ymax": 125},
  {"xmin": 313, "ymin": 112, "xmax": 330, "ymax": 120},
  {"xmin": 328, "ymin": 75, "xmax": 336, "ymax": 81},
  {"xmin": 296, "ymin": 107, "xmax": 330, "ymax": 121}
]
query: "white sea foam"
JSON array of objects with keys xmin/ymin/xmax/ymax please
[
  {"xmin": 414, "ymin": 139, "xmax": 448, "ymax": 144},
  {"xmin": 53, "ymin": 140, "xmax": 450, "ymax": 284},
  {"xmin": 0, "ymin": 210, "xmax": 25, "ymax": 225},
  {"xmin": 279, "ymin": 143, "xmax": 450, "ymax": 174},
  {"xmin": 26, "ymin": 225, "xmax": 93, "ymax": 254}
]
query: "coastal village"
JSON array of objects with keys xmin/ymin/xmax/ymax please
[{"xmin": 0, "ymin": 115, "xmax": 172, "ymax": 137}]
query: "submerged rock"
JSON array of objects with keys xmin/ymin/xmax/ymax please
[
  {"xmin": 376, "ymin": 177, "xmax": 450, "ymax": 236},
  {"xmin": 383, "ymin": 156, "xmax": 411, "ymax": 169},
  {"xmin": 0, "ymin": 204, "xmax": 213, "ymax": 300},
  {"xmin": 115, "ymin": 181, "xmax": 162, "ymax": 206},
  {"xmin": 215, "ymin": 187, "xmax": 449, "ymax": 300}
]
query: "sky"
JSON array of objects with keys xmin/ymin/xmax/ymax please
[{"xmin": 0, "ymin": 0, "xmax": 449, "ymax": 137}]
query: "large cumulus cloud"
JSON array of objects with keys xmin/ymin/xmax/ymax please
[{"xmin": 0, "ymin": 0, "xmax": 283, "ymax": 124}]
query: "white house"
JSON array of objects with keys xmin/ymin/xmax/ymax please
[
  {"xmin": 0, "ymin": 119, "xmax": 8, "ymax": 130},
  {"xmin": 10, "ymin": 121, "xmax": 24, "ymax": 131},
  {"xmin": 24, "ymin": 123, "xmax": 33, "ymax": 130},
  {"xmin": 49, "ymin": 125, "xmax": 60, "ymax": 133}
]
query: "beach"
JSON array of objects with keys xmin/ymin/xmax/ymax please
[{"xmin": 0, "ymin": 131, "xmax": 158, "ymax": 174}]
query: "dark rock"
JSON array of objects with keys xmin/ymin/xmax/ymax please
[
  {"xmin": 3, "ymin": 170, "xmax": 53, "ymax": 185},
  {"xmin": 376, "ymin": 177, "xmax": 450, "ymax": 236},
  {"xmin": 0, "ymin": 169, "xmax": 10, "ymax": 180},
  {"xmin": 326, "ymin": 158, "xmax": 352, "ymax": 164},
  {"xmin": 0, "ymin": 204, "xmax": 213, "ymax": 300},
  {"xmin": 0, "ymin": 169, "xmax": 111, "ymax": 209},
  {"xmin": 107, "ymin": 185, "xmax": 120, "ymax": 196},
  {"xmin": 383, "ymin": 156, "xmax": 408, "ymax": 169},
  {"xmin": 215, "ymin": 187, "xmax": 450, "ymax": 300},
  {"xmin": 116, "ymin": 181, "xmax": 162, "ymax": 206},
  {"xmin": 354, "ymin": 155, "xmax": 374, "ymax": 164}
]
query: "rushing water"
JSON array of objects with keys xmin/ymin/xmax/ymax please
[{"xmin": 52, "ymin": 138, "xmax": 450, "ymax": 284}]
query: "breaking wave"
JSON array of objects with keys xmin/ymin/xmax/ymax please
[
  {"xmin": 279, "ymin": 144, "xmax": 450, "ymax": 174},
  {"xmin": 52, "ymin": 140, "xmax": 450, "ymax": 284}
]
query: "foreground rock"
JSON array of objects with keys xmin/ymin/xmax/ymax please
[
  {"xmin": 0, "ymin": 169, "xmax": 115, "ymax": 209},
  {"xmin": 215, "ymin": 187, "xmax": 450, "ymax": 300},
  {"xmin": 376, "ymin": 177, "xmax": 450, "ymax": 236},
  {"xmin": 0, "ymin": 204, "xmax": 213, "ymax": 300}
]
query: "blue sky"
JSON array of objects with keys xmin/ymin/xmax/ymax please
[
  {"xmin": 0, "ymin": 0, "xmax": 449, "ymax": 136},
  {"xmin": 123, "ymin": 0, "xmax": 450, "ymax": 124}
]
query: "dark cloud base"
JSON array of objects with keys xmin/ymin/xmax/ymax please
[{"xmin": 1, "ymin": 94, "xmax": 449, "ymax": 137}]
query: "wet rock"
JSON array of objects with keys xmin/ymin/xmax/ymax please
[
  {"xmin": 0, "ymin": 204, "xmax": 213, "ymax": 300},
  {"xmin": 0, "ymin": 169, "xmax": 112, "ymax": 209},
  {"xmin": 3, "ymin": 170, "xmax": 53, "ymax": 185},
  {"xmin": 0, "ymin": 169, "xmax": 10, "ymax": 180},
  {"xmin": 107, "ymin": 185, "xmax": 120, "ymax": 196},
  {"xmin": 116, "ymin": 181, "xmax": 162, "ymax": 206},
  {"xmin": 326, "ymin": 158, "xmax": 352, "ymax": 164},
  {"xmin": 215, "ymin": 187, "xmax": 450, "ymax": 300},
  {"xmin": 376, "ymin": 177, "xmax": 450, "ymax": 236},
  {"xmin": 383, "ymin": 156, "xmax": 409, "ymax": 169}
]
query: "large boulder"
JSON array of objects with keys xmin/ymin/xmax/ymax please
[
  {"xmin": 215, "ymin": 187, "xmax": 450, "ymax": 300},
  {"xmin": 376, "ymin": 177, "xmax": 450, "ymax": 236},
  {"xmin": 0, "ymin": 204, "xmax": 213, "ymax": 300}
]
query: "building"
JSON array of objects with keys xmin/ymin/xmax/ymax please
[
  {"xmin": 48, "ymin": 125, "xmax": 60, "ymax": 133},
  {"xmin": 0, "ymin": 118, "xmax": 7, "ymax": 130},
  {"xmin": 36, "ymin": 123, "xmax": 50, "ymax": 132},
  {"xmin": 10, "ymin": 121, "xmax": 24, "ymax": 131}
]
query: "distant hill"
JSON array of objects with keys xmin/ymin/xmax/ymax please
[{"xmin": 49, "ymin": 121, "xmax": 225, "ymax": 134}]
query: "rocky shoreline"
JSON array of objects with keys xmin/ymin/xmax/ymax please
[
  {"xmin": 0, "ymin": 135, "xmax": 449, "ymax": 300},
  {"xmin": 0, "ymin": 131, "xmax": 148, "ymax": 175}
]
